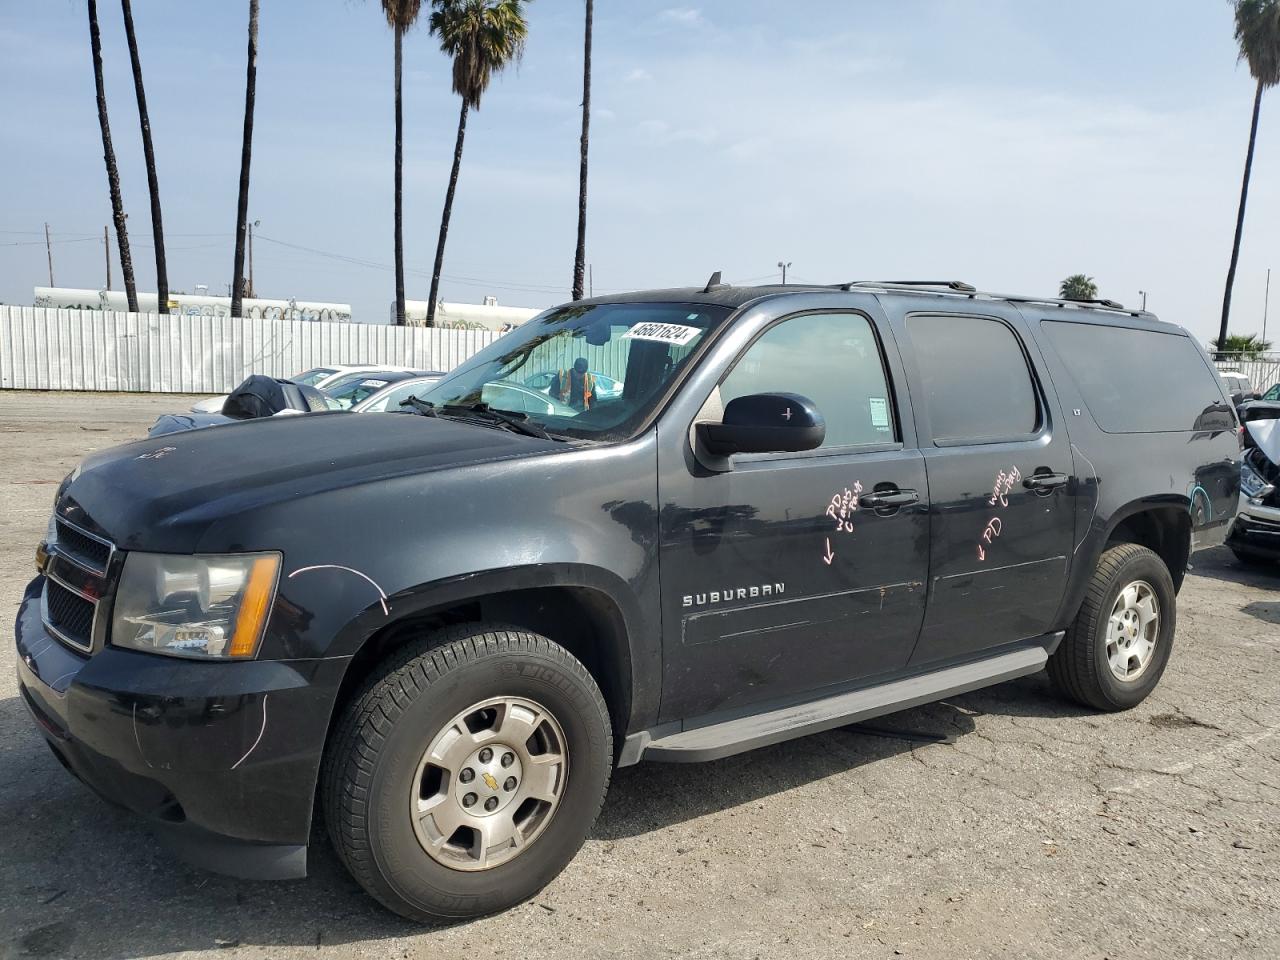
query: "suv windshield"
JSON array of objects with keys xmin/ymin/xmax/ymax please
[{"xmin": 417, "ymin": 301, "xmax": 733, "ymax": 440}]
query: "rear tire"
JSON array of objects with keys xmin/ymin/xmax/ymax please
[
  {"xmin": 1048, "ymin": 543, "xmax": 1176, "ymax": 711},
  {"xmin": 322, "ymin": 624, "xmax": 612, "ymax": 922}
]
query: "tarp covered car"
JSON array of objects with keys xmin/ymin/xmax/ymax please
[{"xmin": 149, "ymin": 376, "xmax": 334, "ymax": 438}]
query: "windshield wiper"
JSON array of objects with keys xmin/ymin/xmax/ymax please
[
  {"xmin": 440, "ymin": 403, "xmax": 556, "ymax": 440},
  {"xmin": 399, "ymin": 396, "xmax": 438, "ymax": 417}
]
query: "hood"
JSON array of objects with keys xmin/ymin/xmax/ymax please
[
  {"xmin": 1246, "ymin": 414, "xmax": 1280, "ymax": 465},
  {"xmin": 58, "ymin": 411, "xmax": 564, "ymax": 553}
]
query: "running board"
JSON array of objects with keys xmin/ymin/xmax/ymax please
[{"xmin": 634, "ymin": 644, "xmax": 1050, "ymax": 764}]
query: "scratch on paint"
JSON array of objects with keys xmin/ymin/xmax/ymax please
[
  {"xmin": 132, "ymin": 703, "xmax": 155, "ymax": 769},
  {"xmin": 1070, "ymin": 443, "xmax": 1100, "ymax": 556},
  {"xmin": 135, "ymin": 446, "xmax": 177, "ymax": 461},
  {"xmin": 231, "ymin": 695, "xmax": 269, "ymax": 770},
  {"xmin": 288, "ymin": 564, "xmax": 390, "ymax": 616}
]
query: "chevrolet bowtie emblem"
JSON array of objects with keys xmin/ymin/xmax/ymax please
[{"xmin": 482, "ymin": 772, "xmax": 499, "ymax": 791}]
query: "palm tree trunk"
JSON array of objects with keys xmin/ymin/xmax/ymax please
[
  {"xmin": 426, "ymin": 99, "xmax": 468, "ymax": 328},
  {"xmin": 393, "ymin": 23, "xmax": 406, "ymax": 326},
  {"xmin": 231, "ymin": 0, "xmax": 259, "ymax": 320},
  {"xmin": 121, "ymin": 0, "xmax": 167, "ymax": 315},
  {"xmin": 1219, "ymin": 78, "xmax": 1264, "ymax": 358},
  {"xmin": 572, "ymin": 0, "xmax": 593, "ymax": 301},
  {"xmin": 88, "ymin": 0, "xmax": 138, "ymax": 313}
]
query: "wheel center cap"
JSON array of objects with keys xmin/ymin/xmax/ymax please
[{"xmin": 455, "ymin": 743, "xmax": 522, "ymax": 816}]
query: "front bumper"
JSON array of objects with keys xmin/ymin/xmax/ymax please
[
  {"xmin": 15, "ymin": 575, "xmax": 349, "ymax": 879},
  {"xmin": 1228, "ymin": 497, "xmax": 1280, "ymax": 560}
]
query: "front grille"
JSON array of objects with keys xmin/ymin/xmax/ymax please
[
  {"xmin": 1241, "ymin": 512, "xmax": 1280, "ymax": 533},
  {"xmin": 44, "ymin": 578, "xmax": 96, "ymax": 651},
  {"xmin": 54, "ymin": 518, "xmax": 112, "ymax": 574}
]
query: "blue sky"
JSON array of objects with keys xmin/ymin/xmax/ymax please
[{"xmin": 1, "ymin": 0, "xmax": 1277, "ymax": 341}]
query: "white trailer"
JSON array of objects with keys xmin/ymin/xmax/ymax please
[
  {"xmin": 395, "ymin": 297, "xmax": 542, "ymax": 332},
  {"xmin": 34, "ymin": 287, "xmax": 352, "ymax": 323}
]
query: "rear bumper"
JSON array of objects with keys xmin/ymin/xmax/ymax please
[
  {"xmin": 15, "ymin": 575, "xmax": 349, "ymax": 879},
  {"xmin": 1228, "ymin": 498, "xmax": 1280, "ymax": 559}
]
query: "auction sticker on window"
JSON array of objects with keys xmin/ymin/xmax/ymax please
[
  {"xmin": 621, "ymin": 322, "xmax": 701, "ymax": 346},
  {"xmin": 869, "ymin": 397, "xmax": 890, "ymax": 429}
]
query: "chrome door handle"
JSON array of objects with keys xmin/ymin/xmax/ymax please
[
  {"xmin": 859, "ymin": 489, "xmax": 919, "ymax": 509},
  {"xmin": 1023, "ymin": 473, "xmax": 1069, "ymax": 490}
]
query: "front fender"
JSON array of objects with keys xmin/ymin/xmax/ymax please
[{"xmin": 215, "ymin": 433, "xmax": 662, "ymax": 725}]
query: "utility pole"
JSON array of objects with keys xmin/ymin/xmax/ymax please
[
  {"xmin": 777, "ymin": 260, "xmax": 791, "ymax": 285},
  {"xmin": 104, "ymin": 226, "xmax": 111, "ymax": 289},
  {"xmin": 44, "ymin": 223, "xmax": 54, "ymax": 286},
  {"xmin": 1264, "ymin": 268, "xmax": 1271, "ymax": 346}
]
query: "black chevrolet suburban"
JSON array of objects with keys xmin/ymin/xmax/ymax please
[{"xmin": 16, "ymin": 280, "xmax": 1240, "ymax": 921}]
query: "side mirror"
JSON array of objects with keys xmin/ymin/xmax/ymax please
[{"xmin": 697, "ymin": 392, "xmax": 825, "ymax": 456}]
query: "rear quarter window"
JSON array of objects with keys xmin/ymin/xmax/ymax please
[{"xmin": 1040, "ymin": 320, "xmax": 1225, "ymax": 433}]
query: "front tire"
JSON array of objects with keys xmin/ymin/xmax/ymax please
[
  {"xmin": 1048, "ymin": 543, "xmax": 1176, "ymax": 711},
  {"xmin": 322, "ymin": 625, "xmax": 612, "ymax": 922}
]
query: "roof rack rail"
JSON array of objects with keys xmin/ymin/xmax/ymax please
[
  {"xmin": 837, "ymin": 280, "xmax": 977, "ymax": 293},
  {"xmin": 828, "ymin": 280, "xmax": 1144, "ymax": 317},
  {"xmin": 989, "ymin": 293, "xmax": 1131, "ymax": 312}
]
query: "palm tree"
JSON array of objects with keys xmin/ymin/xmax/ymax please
[
  {"xmin": 1059, "ymin": 274, "xmax": 1098, "ymax": 301},
  {"xmin": 87, "ymin": 0, "xmax": 138, "ymax": 312},
  {"xmin": 425, "ymin": 0, "xmax": 529, "ymax": 327},
  {"xmin": 572, "ymin": 0, "xmax": 592, "ymax": 301},
  {"xmin": 230, "ymin": 0, "xmax": 259, "ymax": 320},
  {"xmin": 1218, "ymin": 0, "xmax": 1280, "ymax": 355},
  {"xmin": 1210, "ymin": 331, "xmax": 1273, "ymax": 359},
  {"xmin": 381, "ymin": 0, "xmax": 424, "ymax": 326},
  {"xmin": 121, "ymin": 0, "xmax": 167, "ymax": 314}
]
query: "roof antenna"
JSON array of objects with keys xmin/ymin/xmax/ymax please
[{"xmin": 702, "ymin": 270, "xmax": 726, "ymax": 293}]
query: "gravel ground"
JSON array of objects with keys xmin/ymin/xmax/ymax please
[{"xmin": 1, "ymin": 391, "xmax": 1278, "ymax": 960}]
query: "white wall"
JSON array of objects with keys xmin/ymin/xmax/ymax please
[{"xmin": 0, "ymin": 306, "xmax": 497, "ymax": 393}]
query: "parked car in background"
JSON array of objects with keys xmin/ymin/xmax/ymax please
[
  {"xmin": 1229, "ymin": 401, "xmax": 1280, "ymax": 566},
  {"xmin": 1219, "ymin": 370, "xmax": 1258, "ymax": 403},
  {"xmin": 322, "ymin": 370, "xmax": 440, "ymax": 410},
  {"xmin": 152, "ymin": 376, "xmax": 338, "ymax": 436},
  {"xmin": 190, "ymin": 364, "xmax": 419, "ymax": 414},
  {"xmin": 351, "ymin": 373, "xmax": 448, "ymax": 413},
  {"xmin": 523, "ymin": 369, "xmax": 623, "ymax": 401},
  {"xmin": 481, "ymin": 380, "xmax": 580, "ymax": 417}
]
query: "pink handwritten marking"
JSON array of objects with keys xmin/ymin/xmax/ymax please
[{"xmin": 976, "ymin": 467, "xmax": 1019, "ymax": 562}]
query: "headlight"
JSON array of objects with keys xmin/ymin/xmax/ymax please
[
  {"xmin": 111, "ymin": 552, "xmax": 280, "ymax": 660},
  {"xmin": 1241, "ymin": 459, "xmax": 1272, "ymax": 499}
]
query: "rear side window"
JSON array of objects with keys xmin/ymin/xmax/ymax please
[
  {"xmin": 1041, "ymin": 321, "xmax": 1224, "ymax": 433},
  {"xmin": 720, "ymin": 311, "xmax": 896, "ymax": 449},
  {"xmin": 904, "ymin": 314, "xmax": 1039, "ymax": 443}
]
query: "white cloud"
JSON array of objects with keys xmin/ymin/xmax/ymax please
[{"xmin": 658, "ymin": 7, "xmax": 704, "ymax": 28}]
